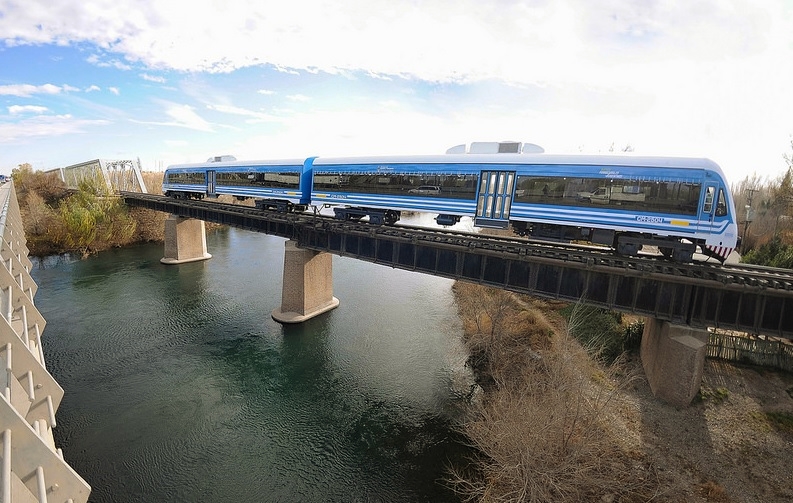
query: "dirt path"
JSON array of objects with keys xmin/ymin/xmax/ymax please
[{"xmin": 620, "ymin": 357, "xmax": 793, "ymax": 502}]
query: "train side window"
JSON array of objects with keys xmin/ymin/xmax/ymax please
[
  {"xmin": 716, "ymin": 188, "xmax": 728, "ymax": 217},
  {"xmin": 703, "ymin": 186, "xmax": 714, "ymax": 213}
]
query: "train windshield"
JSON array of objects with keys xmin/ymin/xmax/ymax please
[
  {"xmin": 716, "ymin": 188, "xmax": 728, "ymax": 217},
  {"xmin": 703, "ymin": 186, "xmax": 715, "ymax": 213}
]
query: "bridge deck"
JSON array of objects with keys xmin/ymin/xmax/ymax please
[{"xmin": 121, "ymin": 192, "xmax": 793, "ymax": 340}]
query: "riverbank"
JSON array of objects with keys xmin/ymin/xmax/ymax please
[
  {"xmin": 15, "ymin": 169, "xmax": 232, "ymax": 257},
  {"xmin": 450, "ymin": 282, "xmax": 793, "ymax": 503},
  {"xmin": 13, "ymin": 168, "xmax": 169, "ymax": 256}
]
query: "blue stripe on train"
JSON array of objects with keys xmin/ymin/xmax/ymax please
[{"xmin": 311, "ymin": 193, "xmax": 477, "ymax": 213}]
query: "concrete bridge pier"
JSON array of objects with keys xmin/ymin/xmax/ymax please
[
  {"xmin": 161, "ymin": 215, "xmax": 212, "ymax": 264},
  {"xmin": 272, "ymin": 240, "xmax": 339, "ymax": 324},
  {"xmin": 640, "ymin": 318, "xmax": 709, "ymax": 407}
]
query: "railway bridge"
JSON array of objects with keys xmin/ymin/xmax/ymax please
[{"xmin": 122, "ymin": 192, "xmax": 793, "ymax": 407}]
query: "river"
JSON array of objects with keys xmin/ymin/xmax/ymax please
[{"xmin": 31, "ymin": 224, "xmax": 475, "ymax": 503}]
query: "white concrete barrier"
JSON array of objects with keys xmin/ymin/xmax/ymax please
[{"xmin": 0, "ymin": 180, "xmax": 91, "ymax": 503}]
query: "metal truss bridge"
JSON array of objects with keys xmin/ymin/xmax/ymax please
[
  {"xmin": 47, "ymin": 159, "xmax": 147, "ymax": 192},
  {"xmin": 121, "ymin": 192, "xmax": 793, "ymax": 340}
]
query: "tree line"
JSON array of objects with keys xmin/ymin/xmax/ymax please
[
  {"xmin": 11, "ymin": 164, "xmax": 164, "ymax": 257},
  {"xmin": 732, "ymin": 139, "xmax": 793, "ymax": 267}
]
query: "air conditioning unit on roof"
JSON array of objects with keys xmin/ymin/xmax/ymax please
[{"xmin": 445, "ymin": 141, "xmax": 545, "ymax": 154}]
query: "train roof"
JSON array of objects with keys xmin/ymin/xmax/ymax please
[
  {"xmin": 165, "ymin": 153, "xmax": 728, "ymax": 180},
  {"xmin": 313, "ymin": 154, "xmax": 727, "ymax": 179},
  {"xmin": 313, "ymin": 153, "xmax": 722, "ymax": 170},
  {"xmin": 165, "ymin": 158, "xmax": 306, "ymax": 170}
]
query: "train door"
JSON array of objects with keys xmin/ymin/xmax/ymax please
[
  {"xmin": 474, "ymin": 170, "xmax": 516, "ymax": 228},
  {"xmin": 206, "ymin": 170, "xmax": 216, "ymax": 197},
  {"xmin": 699, "ymin": 182, "xmax": 719, "ymax": 234}
]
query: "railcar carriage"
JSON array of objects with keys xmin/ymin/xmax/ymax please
[{"xmin": 163, "ymin": 157, "xmax": 313, "ymax": 212}]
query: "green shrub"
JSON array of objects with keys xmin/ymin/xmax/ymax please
[
  {"xmin": 560, "ymin": 305, "xmax": 625, "ymax": 363},
  {"xmin": 56, "ymin": 188, "xmax": 136, "ymax": 255},
  {"xmin": 13, "ymin": 165, "xmax": 137, "ymax": 256},
  {"xmin": 743, "ymin": 236, "xmax": 793, "ymax": 269},
  {"xmin": 624, "ymin": 319, "xmax": 644, "ymax": 351}
]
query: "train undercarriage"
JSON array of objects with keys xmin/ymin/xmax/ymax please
[
  {"xmin": 165, "ymin": 190, "xmax": 204, "ymax": 200},
  {"xmin": 254, "ymin": 199, "xmax": 307, "ymax": 213},
  {"xmin": 510, "ymin": 221, "xmax": 721, "ymax": 263},
  {"xmin": 332, "ymin": 207, "xmax": 401, "ymax": 225}
]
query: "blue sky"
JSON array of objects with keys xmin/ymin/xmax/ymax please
[{"xmin": 1, "ymin": 0, "xmax": 792, "ymax": 185}]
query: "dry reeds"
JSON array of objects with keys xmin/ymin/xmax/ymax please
[{"xmin": 450, "ymin": 282, "xmax": 660, "ymax": 502}]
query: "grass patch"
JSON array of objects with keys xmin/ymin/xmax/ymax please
[
  {"xmin": 698, "ymin": 386, "xmax": 730, "ymax": 404},
  {"xmin": 746, "ymin": 409, "xmax": 793, "ymax": 433},
  {"xmin": 764, "ymin": 411, "xmax": 793, "ymax": 433},
  {"xmin": 559, "ymin": 304, "xmax": 636, "ymax": 363}
]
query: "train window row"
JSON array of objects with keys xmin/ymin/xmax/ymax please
[
  {"xmin": 514, "ymin": 176, "xmax": 704, "ymax": 216},
  {"xmin": 215, "ymin": 171, "xmax": 300, "ymax": 189},
  {"xmin": 166, "ymin": 170, "xmax": 729, "ymax": 219},
  {"xmin": 312, "ymin": 173, "xmax": 479, "ymax": 199},
  {"xmin": 166, "ymin": 172, "xmax": 206, "ymax": 185}
]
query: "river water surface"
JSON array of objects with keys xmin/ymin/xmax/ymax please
[{"xmin": 31, "ymin": 225, "xmax": 474, "ymax": 502}]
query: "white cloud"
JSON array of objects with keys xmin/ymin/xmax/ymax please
[
  {"xmin": 8, "ymin": 105, "xmax": 48, "ymax": 114},
  {"xmin": 2, "ymin": 2, "xmax": 790, "ymax": 123},
  {"xmin": 0, "ymin": 0, "xmax": 775, "ymax": 81},
  {"xmin": 286, "ymin": 94, "xmax": 311, "ymax": 102},
  {"xmin": 85, "ymin": 85, "xmax": 101, "ymax": 92},
  {"xmin": 0, "ymin": 83, "xmax": 66, "ymax": 97},
  {"xmin": 164, "ymin": 140, "xmax": 189, "ymax": 147},
  {"xmin": 165, "ymin": 104, "xmax": 212, "ymax": 131},
  {"xmin": 132, "ymin": 103, "xmax": 214, "ymax": 132},
  {"xmin": 0, "ymin": 115, "xmax": 109, "ymax": 142},
  {"xmin": 2, "ymin": 2, "xmax": 789, "ymax": 92},
  {"xmin": 86, "ymin": 54, "xmax": 132, "ymax": 71},
  {"xmin": 141, "ymin": 73, "xmax": 166, "ymax": 83},
  {"xmin": 206, "ymin": 103, "xmax": 277, "ymax": 123},
  {"xmin": 108, "ymin": 87, "xmax": 120, "ymax": 95},
  {"xmin": 1, "ymin": 0, "xmax": 792, "ymax": 181}
]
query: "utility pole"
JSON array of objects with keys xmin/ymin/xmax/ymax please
[{"xmin": 741, "ymin": 187, "xmax": 757, "ymax": 254}]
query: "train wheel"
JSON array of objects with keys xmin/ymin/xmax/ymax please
[
  {"xmin": 384, "ymin": 210, "xmax": 400, "ymax": 225},
  {"xmin": 672, "ymin": 247, "xmax": 695, "ymax": 263},
  {"xmin": 616, "ymin": 236, "xmax": 641, "ymax": 257},
  {"xmin": 511, "ymin": 221, "xmax": 529, "ymax": 237}
]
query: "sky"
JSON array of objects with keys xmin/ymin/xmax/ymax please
[{"xmin": 1, "ymin": 0, "xmax": 792, "ymax": 185}]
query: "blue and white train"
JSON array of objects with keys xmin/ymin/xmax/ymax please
[{"xmin": 162, "ymin": 142, "xmax": 738, "ymax": 263}]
